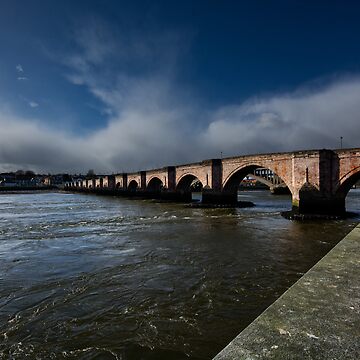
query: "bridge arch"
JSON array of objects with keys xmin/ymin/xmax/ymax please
[
  {"xmin": 147, "ymin": 177, "xmax": 163, "ymax": 192},
  {"xmin": 223, "ymin": 164, "xmax": 291, "ymax": 194},
  {"xmin": 128, "ymin": 180, "xmax": 138, "ymax": 191},
  {"xmin": 336, "ymin": 166, "xmax": 360, "ymax": 196},
  {"xmin": 176, "ymin": 174, "xmax": 204, "ymax": 192}
]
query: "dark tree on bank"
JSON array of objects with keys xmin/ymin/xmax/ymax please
[
  {"xmin": 15, "ymin": 170, "xmax": 35, "ymax": 180},
  {"xmin": 25, "ymin": 170, "xmax": 35, "ymax": 178},
  {"xmin": 15, "ymin": 170, "xmax": 25, "ymax": 177}
]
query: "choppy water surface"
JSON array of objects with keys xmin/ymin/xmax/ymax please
[{"xmin": 0, "ymin": 190, "xmax": 359, "ymax": 359}]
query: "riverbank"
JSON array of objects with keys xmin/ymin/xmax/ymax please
[
  {"xmin": 214, "ymin": 223, "xmax": 360, "ymax": 359},
  {"xmin": 0, "ymin": 185, "xmax": 57, "ymax": 192}
]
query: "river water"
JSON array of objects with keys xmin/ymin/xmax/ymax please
[{"xmin": 0, "ymin": 190, "xmax": 359, "ymax": 359}]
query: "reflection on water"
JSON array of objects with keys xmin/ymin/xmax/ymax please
[{"xmin": 0, "ymin": 190, "xmax": 359, "ymax": 359}]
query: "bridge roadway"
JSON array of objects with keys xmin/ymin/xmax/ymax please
[{"xmin": 67, "ymin": 148, "xmax": 360, "ymax": 215}]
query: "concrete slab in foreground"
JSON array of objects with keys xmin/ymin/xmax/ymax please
[{"xmin": 214, "ymin": 224, "xmax": 360, "ymax": 360}]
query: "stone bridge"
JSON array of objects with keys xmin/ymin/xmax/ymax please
[
  {"xmin": 67, "ymin": 148, "xmax": 360, "ymax": 215},
  {"xmin": 250, "ymin": 168, "xmax": 288, "ymax": 193}
]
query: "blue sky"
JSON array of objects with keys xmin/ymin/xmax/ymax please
[{"xmin": 1, "ymin": 0, "xmax": 360, "ymax": 173}]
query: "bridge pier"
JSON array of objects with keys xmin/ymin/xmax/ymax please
[
  {"xmin": 201, "ymin": 159, "xmax": 239, "ymax": 205},
  {"xmin": 160, "ymin": 190, "xmax": 192, "ymax": 202},
  {"xmin": 270, "ymin": 186, "xmax": 291, "ymax": 195},
  {"xmin": 290, "ymin": 150, "xmax": 348, "ymax": 216},
  {"xmin": 292, "ymin": 184, "xmax": 346, "ymax": 215},
  {"xmin": 296, "ymin": 196, "xmax": 346, "ymax": 215},
  {"xmin": 202, "ymin": 190, "xmax": 238, "ymax": 205}
]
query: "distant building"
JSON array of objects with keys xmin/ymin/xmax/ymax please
[
  {"xmin": 0, "ymin": 172, "xmax": 75, "ymax": 188},
  {"xmin": 0, "ymin": 172, "xmax": 41, "ymax": 187},
  {"xmin": 42, "ymin": 176, "xmax": 52, "ymax": 186},
  {"xmin": 0, "ymin": 173, "xmax": 16, "ymax": 187}
]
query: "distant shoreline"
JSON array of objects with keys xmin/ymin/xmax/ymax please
[{"xmin": 0, "ymin": 186, "xmax": 57, "ymax": 193}]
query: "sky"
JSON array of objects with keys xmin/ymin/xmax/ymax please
[{"xmin": 0, "ymin": 0, "xmax": 360, "ymax": 173}]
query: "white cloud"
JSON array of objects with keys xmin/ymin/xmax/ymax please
[
  {"xmin": 17, "ymin": 76, "xmax": 28, "ymax": 81},
  {"xmin": 201, "ymin": 78, "xmax": 360, "ymax": 156},
  {"xmin": 28, "ymin": 101, "xmax": 39, "ymax": 108},
  {"xmin": 0, "ymin": 76, "xmax": 359, "ymax": 174},
  {"xmin": 16, "ymin": 64, "xmax": 24, "ymax": 73},
  {"xmin": 0, "ymin": 110, "xmax": 94, "ymax": 173}
]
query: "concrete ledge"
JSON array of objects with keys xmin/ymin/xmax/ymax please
[{"xmin": 214, "ymin": 224, "xmax": 360, "ymax": 360}]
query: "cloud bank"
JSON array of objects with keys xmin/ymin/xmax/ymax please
[{"xmin": 1, "ymin": 23, "xmax": 359, "ymax": 173}]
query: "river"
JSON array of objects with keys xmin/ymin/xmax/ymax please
[{"xmin": 0, "ymin": 190, "xmax": 359, "ymax": 359}]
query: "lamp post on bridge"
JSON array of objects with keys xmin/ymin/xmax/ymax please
[{"xmin": 340, "ymin": 136, "xmax": 343, "ymax": 149}]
